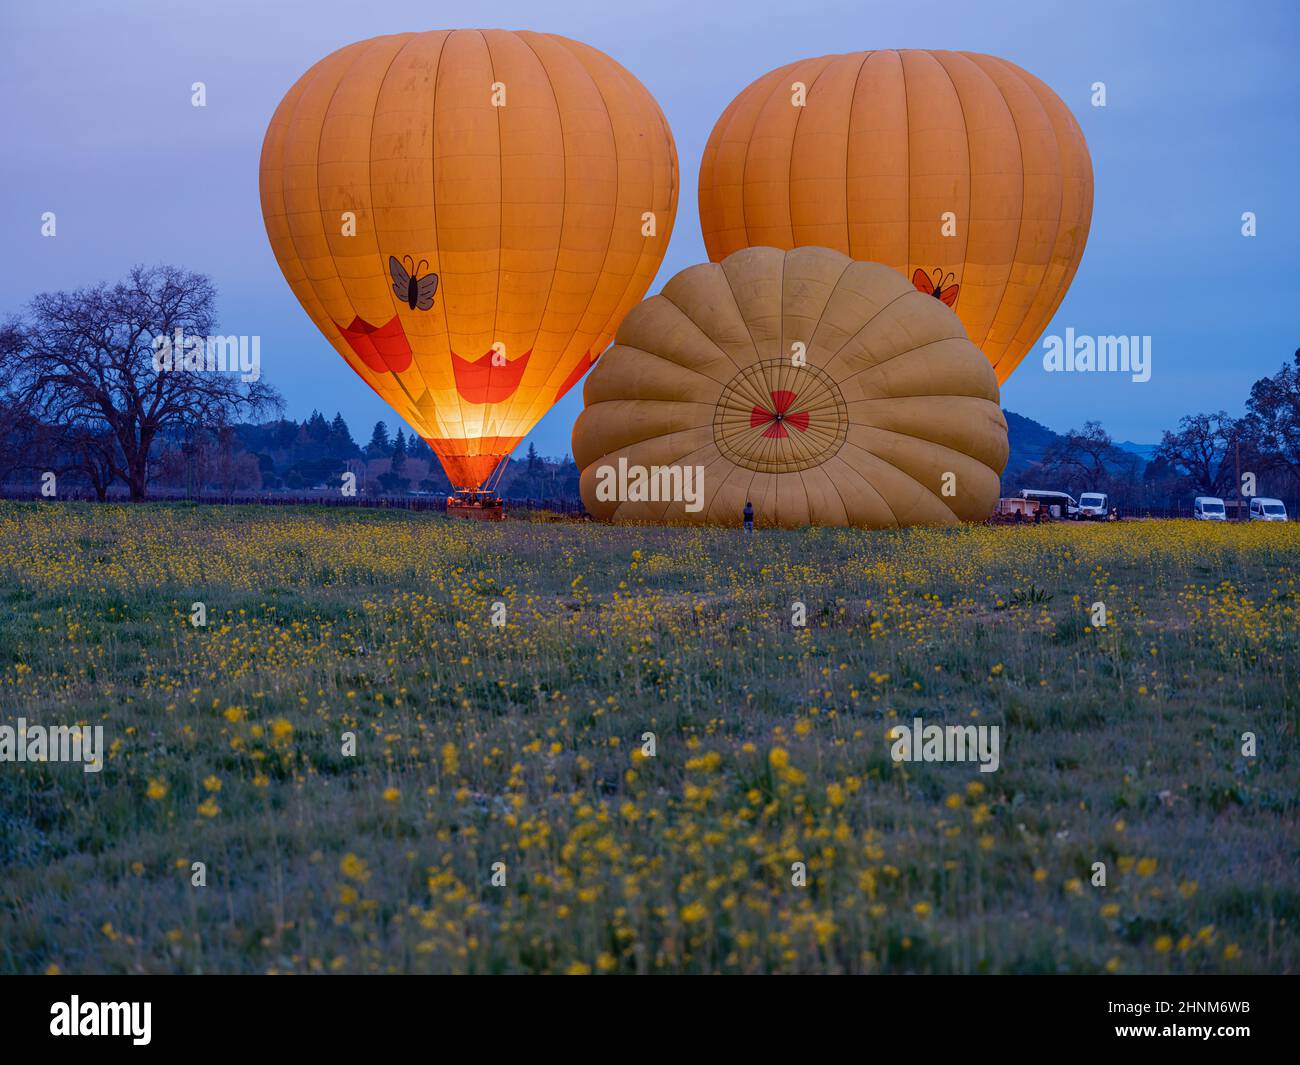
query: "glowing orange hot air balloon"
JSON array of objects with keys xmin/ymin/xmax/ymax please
[
  {"xmin": 698, "ymin": 50, "xmax": 1092, "ymax": 384},
  {"xmin": 260, "ymin": 30, "xmax": 678, "ymax": 492}
]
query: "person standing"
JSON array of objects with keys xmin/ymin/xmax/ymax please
[{"xmin": 743, "ymin": 500, "xmax": 754, "ymax": 534}]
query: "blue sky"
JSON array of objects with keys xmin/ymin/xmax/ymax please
[{"xmin": 2, "ymin": 0, "xmax": 1296, "ymax": 457}]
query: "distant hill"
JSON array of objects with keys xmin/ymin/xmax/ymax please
[
  {"xmin": 1002, "ymin": 410, "xmax": 1063, "ymax": 485},
  {"xmin": 999, "ymin": 411, "xmax": 1153, "ymax": 496},
  {"xmin": 1115, "ymin": 440, "xmax": 1160, "ymax": 461}
]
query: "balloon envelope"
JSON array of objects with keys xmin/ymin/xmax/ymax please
[
  {"xmin": 698, "ymin": 50, "xmax": 1092, "ymax": 384},
  {"xmin": 260, "ymin": 30, "xmax": 678, "ymax": 489},
  {"xmin": 573, "ymin": 246, "xmax": 1009, "ymax": 527}
]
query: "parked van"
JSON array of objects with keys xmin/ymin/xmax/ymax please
[
  {"xmin": 1078, "ymin": 492, "xmax": 1108, "ymax": 520},
  {"xmin": 1249, "ymin": 497, "xmax": 1288, "ymax": 522},
  {"xmin": 1019, "ymin": 489, "xmax": 1078, "ymax": 519},
  {"xmin": 1193, "ymin": 496, "xmax": 1226, "ymax": 521}
]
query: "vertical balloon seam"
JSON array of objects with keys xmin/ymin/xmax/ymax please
[
  {"xmin": 325, "ymin": 34, "xmax": 421, "ymax": 434},
  {"xmin": 694, "ymin": 101, "xmax": 726, "ymax": 255},
  {"xmin": 734, "ymin": 254, "xmax": 789, "ymax": 522},
  {"xmin": 543, "ymin": 50, "xmax": 646, "ymax": 416},
  {"xmin": 603, "ymin": 58, "xmax": 679, "ymax": 350},
  {"xmin": 799, "ymin": 253, "xmax": 855, "ymax": 524},
  {"xmin": 931, "ymin": 52, "xmax": 975, "ymax": 313},
  {"xmin": 514, "ymin": 33, "xmax": 577, "ymax": 440},
  {"xmin": 769, "ymin": 252, "xmax": 790, "ymax": 489},
  {"xmin": 708, "ymin": 66, "xmax": 771, "ymax": 255},
  {"xmin": 957, "ymin": 51, "xmax": 1024, "ymax": 376},
  {"xmin": 433, "ymin": 30, "xmax": 481, "ymax": 462},
  {"xmin": 968, "ymin": 53, "xmax": 1063, "ymax": 379},
  {"xmin": 485, "ymin": 30, "xmax": 508, "ymax": 458},
  {"xmin": 798, "ymin": 255, "xmax": 857, "ymax": 365},
  {"xmin": 379, "ymin": 30, "xmax": 452, "ymax": 444},
  {"xmin": 372, "ymin": 34, "xmax": 436, "ymax": 438},
  {"xmin": 509, "ymin": 33, "xmax": 617, "ymax": 440},
  {"xmin": 601, "ymin": 49, "xmax": 678, "ymax": 337},
  {"xmin": 544, "ymin": 40, "xmax": 627, "ymax": 431},
  {"xmin": 570, "ymin": 37, "xmax": 656, "ymax": 363},
  {"xmin": 1013, "ymin": 70, "xmax": 1093, "ymax": 376},
  {"xmin": 522, "ymin": 33, "xmax": 629, "ymax": 434},
  {"xmin": 957, "ymin": 52, "xmax": 1030, "ymax": 376},
  {"xmin": 260, "ymin": 69, "xmax": 329, "ymax": 389},
  {"xmin": 992, "ymin": 56, "xmax": 1068, "ymax": 377},
  {"xmin": 573, "ymin": 45, "xmax": 676, "ymax": 384},
  {"xmin": 842, "ymin": 51, "xmax": 873, "ymax": 257},
  {"xmin": 426, "ymin": 31, "xmax": 458, "ymax": 445},
  {"xmin": 282, "ymin": 47, "xmax": 359, "ymax": 368},
  {"xmin": 725, "ymin": 62, "xmax": 795, "ymax": 255},
  {"xmin": 894, "ymin": 51, "xmax": 911, "ymax": 296},
  {"xmin": 739, "ymin": 62, "xmax": 799, "ymax": 252},
  {"xmin": 312, "ymin": 38, "xmax": 393, "ymax": 362},
  {"xmin": 948, "ymin": 49, "xmax": 1023, "ymax": 356},
  {"xmin": 287, "ymin": 44, "xmax": 411, "ymax": 421},
  {"xmin": 700, "ymin": 63, "xmax": 784, "ymax": 257},
  {"xmin": 484, "ymin": 30, "xmax": 566, "ymax": 460},
  {"xmin": 1011, "ymin": 66, "xmax": 1078, "ymax": 371},
  {"xmin": 786, "ymin": 56, "xmax": 837, "ymax": 250}
]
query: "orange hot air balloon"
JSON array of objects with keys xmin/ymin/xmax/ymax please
[
  {"xmin": 260, "ymin": 30, "xmax": 678, "ymax": 491},
  {"xmin": 573, "ymin": 247, "xmax": 1008, "ymax": 528},
  {"xmin": 698, "ymin": 50, "xmax": 1092, "ymax": 384}
]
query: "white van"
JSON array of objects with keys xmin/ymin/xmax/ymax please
[
  {"xmin": 1248, "ymin": 497, "xmax": 1288, "ymax": 522},
  {"xmin": 1078, "ymin": 492, "xmax": 1108, "ymax": 520},
  {"xmin": 1019, "ymin": 489, "xmax": 1078, "ymax": 519},
  {"xmin": 1193, "ymin": 496, "xmax": 1226, "ymax": 521}
]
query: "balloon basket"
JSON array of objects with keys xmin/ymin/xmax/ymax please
[{"xmin": 446, "ymin": 490, "xmax": 505, "ymax": 521}]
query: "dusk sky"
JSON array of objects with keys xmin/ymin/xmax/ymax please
[{"xmin": 2, "ymin": 0, "xmax": 1296, "ymax": 457}]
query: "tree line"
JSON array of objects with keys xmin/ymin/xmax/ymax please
[
  {"xmin": 0, "ymin": 265, "xmax": 579, "ymax": 501},
  {"xmin": 1019, "ymin": 355, "xmax": 1300, "ymax": 512},
  {"xmin": 2, "ymin": 265, "xmax": 1295, "ymax": 510}
]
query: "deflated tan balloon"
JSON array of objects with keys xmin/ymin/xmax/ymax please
[
  {"xmin": 260, "ymin": 30, "xmax": 678, "ymax": 490},
  {"xmin": 572, "ymin": 247, "xmax": 1009, "ymax": 527},
  {"xmin": 698, "ymin": 50, "xmax": 1092, "ymax": 384}
]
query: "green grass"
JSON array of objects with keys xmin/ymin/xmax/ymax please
[{"xmin": 0, "ymin": 502, "xmax": 1296, "ymax": 973}]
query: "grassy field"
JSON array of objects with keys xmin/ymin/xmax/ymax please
[{"xmin": 0, "ymin": 501, "xmax": 1296, "ymax": 974}]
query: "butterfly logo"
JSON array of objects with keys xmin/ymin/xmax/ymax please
[
  {"xmin": 390, "ymin": 255, "xmax": 439, "ymax": 311},
  {"xmin": 913, "ymin": 267, "xmax": 959, "ymax": 307}
]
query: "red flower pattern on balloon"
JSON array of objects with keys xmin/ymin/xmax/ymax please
[{"xmin": 749, "ymin": 390, "xmax": 810, "ymax": 439}]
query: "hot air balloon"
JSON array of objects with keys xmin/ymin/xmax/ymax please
[
  {"xmin": 572, "ymin": 247, "xmax": 1008, "ymax": 527},
  {"xmin": 697, "ymin": 50, "xmax": 1092, "ymax": 384},
  {"xmin": 260, "ymin": 30, "xmax": 678, "ymax": 511}
]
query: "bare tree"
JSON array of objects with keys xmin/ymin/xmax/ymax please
[
  {"xmin": 4, "ymin": 265, "xmax": 280, "ymax": 500},
  {"xmin": 1246, "ymin": 349, "xmax": 1300, "ymax": 482},
  {"xmin": 1024, "ymin": 420, "xmax": 1141, "ymax": 504},
  {"xmin": 1154, "ymin": 412, "xmax": 1243, "ymax": 497},
  {"xmin": 1036, "ymin": 421, "xmax": 1113, "ymax": 485}
]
